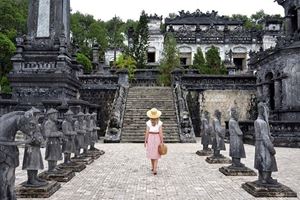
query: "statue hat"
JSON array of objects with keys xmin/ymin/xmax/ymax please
[
  {"xmin": 91, "ymin": 112, "xmax": 97, "ymax": 116},
  {"xmin": 47, "ymin": 108, "xmax": 58, "ymax": 115},
  {"xmin": 147, "ymin": 108, "xmax": 162, "ymax": 119},
  {"xmin": 76, "ymin": 112, "xmax": 85, "ymax": 117},
  {"xmin": 30, "ymin": 107, "xmax": 41, "ymax": 114},
  {"xmin": 64, "ymin": 110, "xmax": 74, "ymax": 116}
]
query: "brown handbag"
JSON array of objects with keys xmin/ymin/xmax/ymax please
[{"xmin": 158, "ymin": 143, "xmax": 168, "ymax": 155}]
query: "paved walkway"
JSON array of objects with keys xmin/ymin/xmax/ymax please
[{"xmin": 16, "ymin": 140, "xmax": 300, "ymax": 200}]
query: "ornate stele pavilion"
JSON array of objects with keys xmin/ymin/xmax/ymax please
[{"xmin": 144, "ymin": 10, "xmax": 283, "ymax": 73}]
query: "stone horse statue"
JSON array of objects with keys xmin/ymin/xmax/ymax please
[{"xmin": 0, "ymin": 111, "xmax": 36, "ymax": 200}]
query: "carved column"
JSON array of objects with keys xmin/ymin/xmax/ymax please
[
  {"xmin": 262, "ymin": 82, "xmax": 271, "ymax": 108},
  {"xmin": 274, "ymin": 79, "xmax": 282, "ymax": 110},
  {"xmin": 297, "ymin": 7, "xmax": 300, "ymax": 31},
  {"xmin": 285, "ymin": 16, "xmax": 293, "ymax": 36}
]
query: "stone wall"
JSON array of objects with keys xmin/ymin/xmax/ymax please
[{"xmin": 198, "ymin": 90, "xmax": 256, "ymax": 125}]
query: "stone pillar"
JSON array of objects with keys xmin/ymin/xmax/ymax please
[
  {"xmin": 262, "ymin": 83, "xmax": 271, "ymax": 108},
  {"xmin": 285, "ymin": 16, "xmax": 293, "ymax": 36},
  {"xmin": 274, "ymin": 79, "xmax": 282, "ymax": 110},
  {"xmin": 297, "ymin": 7, "xmax": 300, "ymax": 31},
  {"xmin": 117, "ymin": 69, "xmax": 129, "ymax": 87},
  {"xmin": 257, "ymin": 84, "xmax": 263, "ymax": 100}
]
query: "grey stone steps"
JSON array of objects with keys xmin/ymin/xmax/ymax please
[{"xmin": 121, "ymin": 86, "xmax": 180, "ymax": 143}]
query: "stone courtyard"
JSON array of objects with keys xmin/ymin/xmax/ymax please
[{"xmin": 15, "ymin": 140, "xmax": 300, "ymax": 200}]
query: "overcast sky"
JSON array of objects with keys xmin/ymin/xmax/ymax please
[{"xmin": 71, "ymin": 0, "xmax": 284, "ymax": 21}]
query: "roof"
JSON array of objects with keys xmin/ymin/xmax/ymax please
[{"xmin": 165, "ymin": 10, "xmax": 242, "ymax": 26}]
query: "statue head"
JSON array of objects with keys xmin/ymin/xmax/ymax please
[
  {"xmin": 19, "ymin": 111, "xmax": 36, "ymax": 136},
  {"xmin": 204, "ymin": 111, "xmax": 210, "ymax": 120},
  {"xmin": 29, "ymin": 107, "xmax": 42, "ymax": 122},
  {"xmin": 230, "ymin": 107, "xmax": 239, "ymax": 121},
  {"xmin": 76, "ymin": 112, "xmax": 85, "ymax": 122},
  {"xmin": 91, "ymin": 112, "xmax": 97, "ymax": 120},
  {"xmin": 214, "ymin": 109, "xmax": 222, "ymax": 121},
  {"xmin": 47, "ymin": 108, "xmax": 59, "ymax": 122},
  {"xmin": 85, "ymin": 113, "xmax": 91, "ymax": 121},
  {"xmin": 64, "ymin": 110, "xmax": 74, "ymax": 122},
  {"xmin": 257, "ymin": 102, "xmax": 269, "ymax": 122}
]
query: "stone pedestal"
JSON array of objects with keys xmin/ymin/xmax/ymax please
[
  {"xmin": 242, "ymin": 181, "xmax": 297, "ymax": 197},
  {"xmin": 85, "ymin": 149, "xmax": 103, "ymax": 159},
  {"xmin": 196, "ymin": 149, "xmax": 213, "ymax": 156},
  {"xmin": 219, "ymin": 165, "xmax": 256, "ymax": 176},
  {"xmin": 71, "ymin": 155, "xmax": 94, "ymax": 165},
  {"xmin": 205, "ymin": 155, "xmax": 231, "ymax": 164},
  {"xmin": 39, "ymin": 169, "xmax": 75, "ymax": 182},
  {"xmin": 57, "ymin": 162, "xmax": 86, "ymax": 173},
  {"xmin": 16, "ymin": 181, "xmax": 61, "ymax": 198}
]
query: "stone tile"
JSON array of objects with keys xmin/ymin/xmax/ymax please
[{"xmin": 15, "ymin": 139, "xmax": 300, "ymax": 200}]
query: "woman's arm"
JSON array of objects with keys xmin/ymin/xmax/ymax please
[
  {"xmin": 144, "ymin": 126, "xmax": 149, "ymax": 147},
  {"xmin": 159, "ymin": 126, "xmax": 164, "ymax": 144}
]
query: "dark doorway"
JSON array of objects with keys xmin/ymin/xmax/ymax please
[
  {"xmin": 265, "ymin": 73, "xmax": 275, "ymax": 110},
  {"xmin": 180, "ymin": 58, "xmax": 187, "ymax": 66},
  {"xmin": 233, "ymin": 58, "xmax": 244, "ymax": 70},
  {"xmin": 147, "ymin": 52, "xmax": 155, "ymax": 63},
  {"xmin": 290, "ymin": 8, "xmax": 298, "ymax": 33}
]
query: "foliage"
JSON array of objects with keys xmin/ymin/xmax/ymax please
[
  {"xmin": 159, "ymin": 33, "xmax": 180, "ymax": 86},
  {"xmin": 106, "ymin": 16, "xmax": 125, "ymax": 49},
  {"xmin": 192, "ymin": 47, "xmax": 205, "ymax": 72},
  {"xmin": 71, "ymin": 12, "xmax": 108, "ymax": 58},
  {"xmin": 130, "ymin": 11, "xmax": 149, "ymax": 68},
  {"xmin": 0, "ymin": 0, "xmax": 28, "ymax": 40},
  {"xmin": 0, "ymin": 33, "xmax": 16, "ymax": 77},
  {"xmin": 115, "ymin": 54, "xmax": 137, "ymax": 80},
  {"xmin": 76, "ymin": 53, "xmax": 93, "ymax": 73},
  {"xmin": 0, "ymin": 76, "xmax": 12, "ymax": 94},
  {"xmin": 204, "ymin": 46, "xmax": 227, "ymax": 75}
]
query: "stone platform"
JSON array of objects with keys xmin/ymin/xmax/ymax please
[
  {"xmin": 196, "ymin": 149, "xmax": 213, "ymax": 156},
  {"xmin": 71, "ymin": 155, "xmax": 94, "ymax": 165},
  {"xmin": 242, "ymin": 181, "xmax": 297, "ymax": 197},
  {"xmin": 57, "ymin": 162, "xmax": 86, "ymax": 173},
  {"xmin": 85, "ymin": 149, "xmax": 103, "ymax": 159},
  {"xmin": 206, "ymin": 155, "xmax": 231, "ymax": 164},
  {"xmin": 219, "ymin": 165, "xmax": 257, "ymax": 176},
  {"xmin": 16, "ymin": 181, "xmax": 61, "ymax": 198},
  {"xmin": 39, "ymin": 169, "xmax": 75, "ymax": 182}
]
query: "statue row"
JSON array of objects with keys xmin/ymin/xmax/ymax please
[
  {"xmin": 22, "ymin": 108, "xmax": 100, "ymax": 187},
  {"xmin": 199, "ymin": 102, "xmax": 278, "ymax": 186}
]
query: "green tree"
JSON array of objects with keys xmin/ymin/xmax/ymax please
[
  {"xmin": 76, "ymin": 53, "xmax": 92, "ymax": 73},
  {"xmin": 130, "ymin": 11, "xmax": 149, "ymax": 68},
  {"xmin": 159, "ymin": 33, "xmax": 180, "ymax": 86},
  {"xmin": 115, "ymin": 54, "xmax": 137, "ymax": 80},
  {"xmin": 0, "ymin": 0, "xmax": 28, "ymax": 40},
  {"xmin": 0, "ymin": 76, "xmax": 12, "ymax": 94},
  {"xmin": 0, "ymin": 33, "xmax": 16, "ymax": 77},
  {"xmin": 106, "ymin": 16, "xmax": 125, "ymax": 49},
  {"xmin": 204, "ymin": 46, "xmax": 227, "ymax": 75},
  {"xmin": 192, "ymin": 47, "xmax": 205, "ymax": 72}
]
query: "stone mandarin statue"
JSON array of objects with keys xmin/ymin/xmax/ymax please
[
  {"xmin": 83, "ymin": 113, "xmax": 92, "ymax": 154},
  {"xmin": 254, "ymin": 102, "xmax": 278, "ymax": 185},
  {"xmin": 74, "ymin": 112, "xmax": 86, "ymax": 158},
  {"xmin": 62, "ymin": 110, "xmax": 77, "ymax": 164},
  {"xmin": 201, "ymin": 111, "xmax": 212, "ymax": 151},
  {"xmin": 212, "ymin": 110, "xmax": 226, "ymax": 157},
  {"xmin": 22, "ymin": 107, "xmax": 48, "ymax": 187},
  {"xmin": 229, "ymin": 107, "xmax": 246, "ymax": 168},
  {"xmin": 89, "ymin": 112, "xmax": 100, "ymax": 151},
  {"xmin": 44, "ymin": 108, "xmax": 63, "ymax": 172},
  {"xmin": 0, "ymin": 110, "xmax": 36, "ymax": 200}
]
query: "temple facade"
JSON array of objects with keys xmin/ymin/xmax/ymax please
[{"xmin": 146, "ymin": 10, "xmax": 283, "ymax": 73}]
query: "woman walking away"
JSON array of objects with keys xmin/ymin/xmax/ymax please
[{"xmin": 144, "ymin": 108, "xmax": 164, "ymax": 175}]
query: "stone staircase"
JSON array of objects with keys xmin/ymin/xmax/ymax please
[{"xmin": 121, "ymin": 87, "xmax": 180, "ymax": 143}]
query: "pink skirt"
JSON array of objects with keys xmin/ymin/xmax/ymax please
[{"xmin": 146, "ymin": 134, "xmax": 161, "ymax": 159}]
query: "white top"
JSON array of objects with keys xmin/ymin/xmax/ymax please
[{"xmin": 146, "ymin": 120, "xmax": 163, "ymax": 133}]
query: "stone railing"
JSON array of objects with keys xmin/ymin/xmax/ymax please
[
  {"xmin": 130, "ymin": 69, "xmax": 160, "ymax": 87},
  {"xmin": 181, "ymin": 74, "xmax": 256, "ymax": 90},
  {"xmin": 104, "ymin": 85, "xmax": 128, "ymax": 143},
  {"xmin": 172, "ymin": 81, "xmax": 196, "ymax": 143},
  {"xmin": 225, "ymin": 120, "xmax": 300, "ymax": 148},
  {"xmin": 79, "ymin": 74, "xmax": 119, "ymax": 90}
]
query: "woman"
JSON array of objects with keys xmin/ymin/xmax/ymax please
[{"xmin": 144, "ymin": 108, "xmax": 164, "ymax": 175}]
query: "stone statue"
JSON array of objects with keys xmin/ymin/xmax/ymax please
[
  {"xmin": 254, "ymin": 102, "xmax": 278, "ymax": 185},
  {"xmin": 44, "ymin": 108, "xmax": 63, "ymax": 172},
  {"xmin": 212, "ymin": 110, "xmax": 226, "ymax": 157},
  {"xmin": 74, "ymin": 112, "xmax": 86, "ymax": 158},
  {"xmin": 89, "ymin": 112, "xmax": 100, "ymax": 151},
  {"xmin": 22, "ymin": 107, "xmax": 47, "ymax": 187},
  {"xmin": 83, "ymin": 113, "xmax": 92, "ymax": 154},
  {"xmin": 201, "ymin": 111, "xmax": 212, "ymax": 151},
  {"xmin": 62, "ymin": 110, "xmax": 76, "ymax": 164},
  {"xmin": 0, "ymin": 110, "xmax": 36, "ymax": 200},
  {"xmin": 229, "ymin": 107, "xmax": 246, "ymax": 167}
]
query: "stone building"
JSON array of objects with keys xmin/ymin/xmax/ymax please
[{"xmin": 146, "ymin": 10, "xmax": 283, "ymax": 73}]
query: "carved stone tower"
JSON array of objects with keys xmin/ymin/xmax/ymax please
[{"xmin": 9, "ymin": 0, "xmax": 82, "ymax": 109}]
